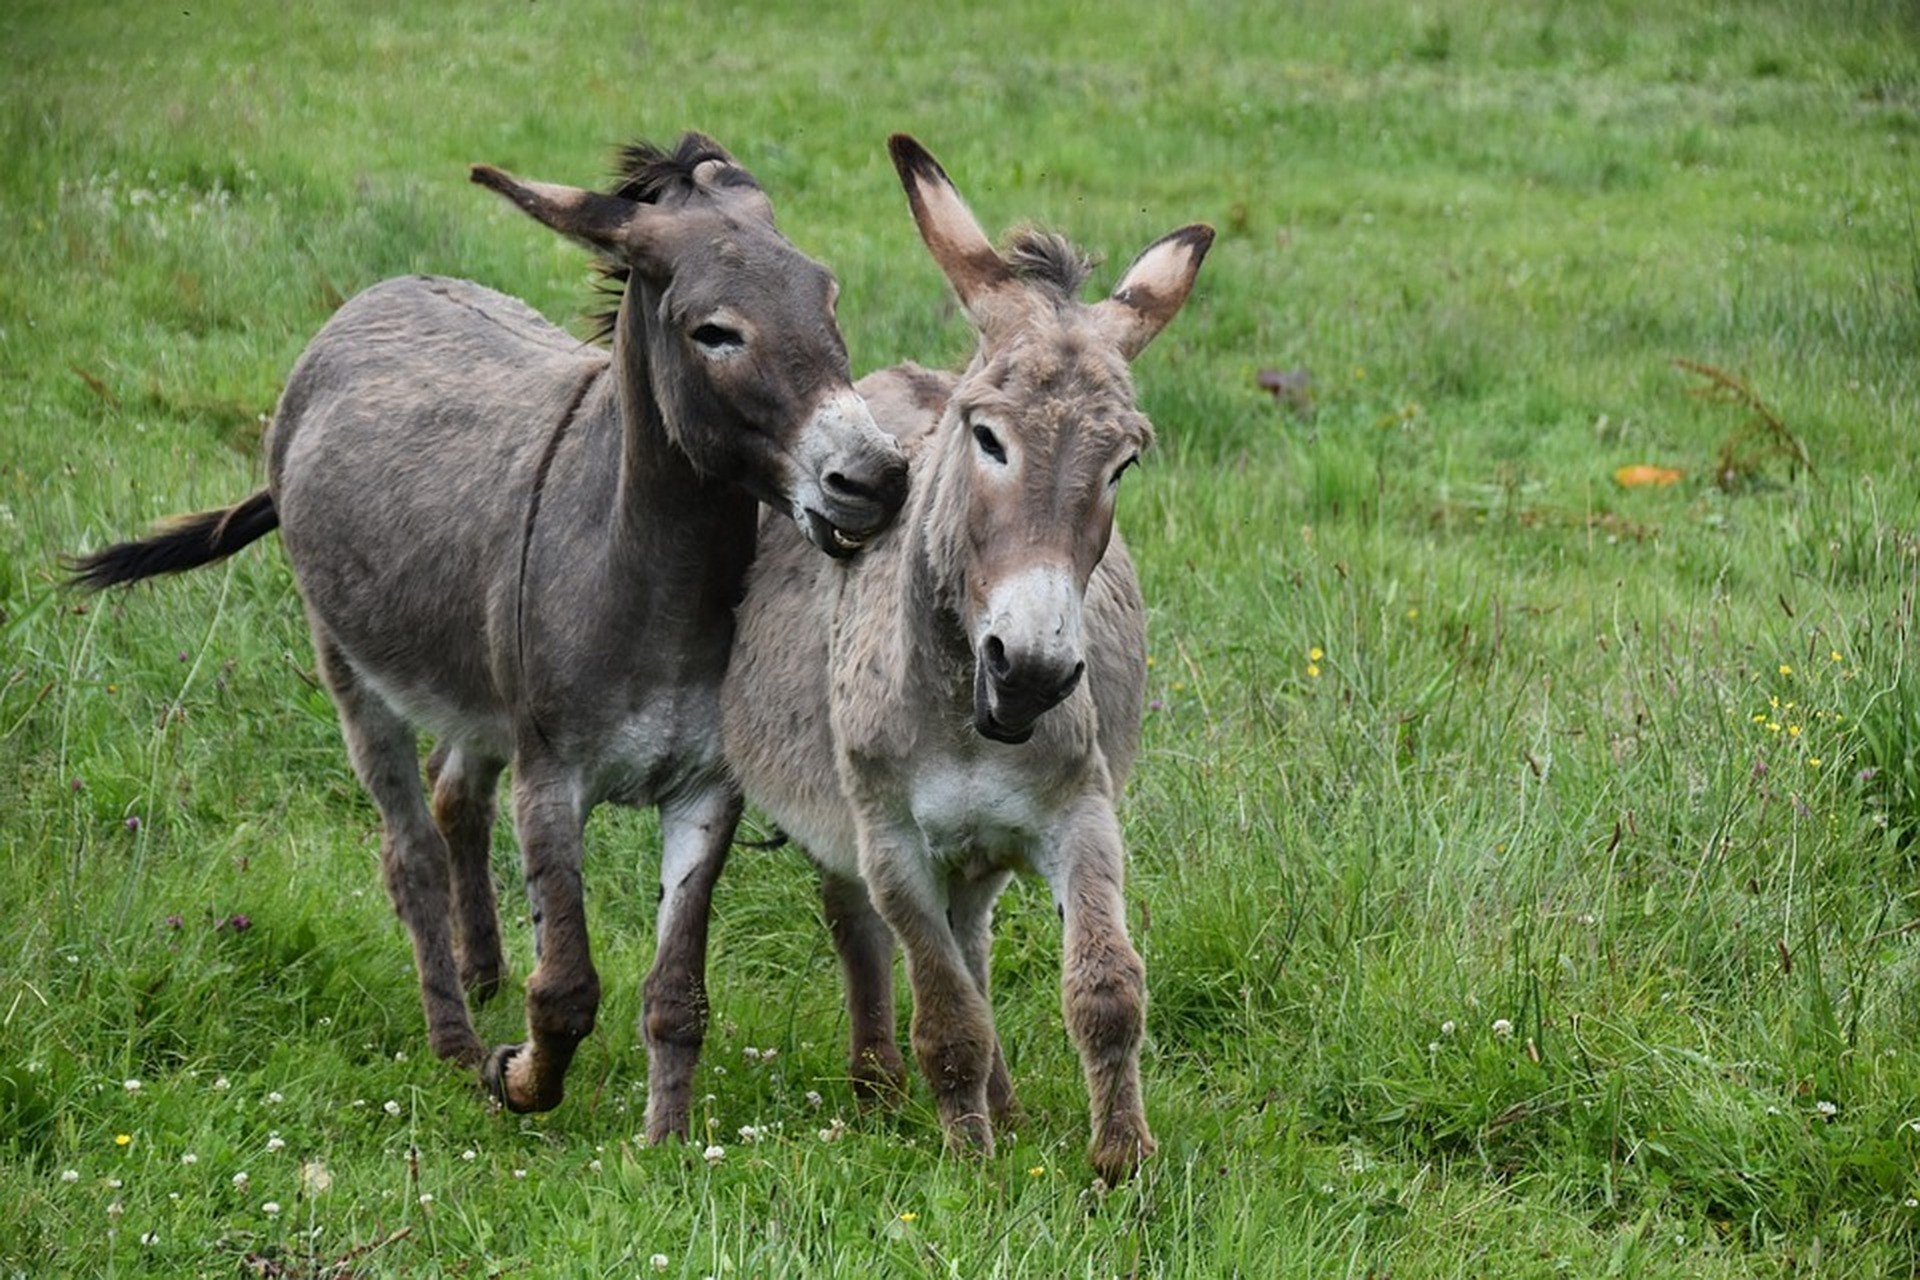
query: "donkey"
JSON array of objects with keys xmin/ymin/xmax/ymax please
[
  {"xmin": 68, "ymin": 135, "xmax": 908, "ymax": 1135},
  {"xmin": 721, "ymin": 135, "xmax": 1210, "ymax": 1182}
]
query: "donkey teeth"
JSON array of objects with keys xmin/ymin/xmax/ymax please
[{"xmin": 830, "ymin": 527, "xmax": 867, "ymax": 553}]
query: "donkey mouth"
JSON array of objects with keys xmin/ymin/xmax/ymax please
[{"xmin": 805, "ymin": 509, "xmax": 873, "ymax": 560}]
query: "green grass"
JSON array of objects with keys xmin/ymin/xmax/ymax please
[{"xmin": 6, "ymin": 0, "xmax": 1920, "ymax": 1274}]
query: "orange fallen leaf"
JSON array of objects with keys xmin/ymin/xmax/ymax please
[{"xmin": 1613, "ymin": 464, "xmax": 1684, "ymax": 489}]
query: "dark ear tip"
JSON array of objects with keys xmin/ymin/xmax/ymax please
[
  {"xmin": 887, "ymin": 134, "xmax": 945, "ymax": 187},
  {"xmin": 1179, "ymin": 223, "xmax": 1217, "ymax": 258}
]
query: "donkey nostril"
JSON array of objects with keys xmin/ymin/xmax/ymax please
[
  {"xmin": 823, "ymin": 470, "xmax": 872, "ymax": 501},
  {"xmin": 984, "ymin": 635, "xmax": 1011, "ymax": 680},
  {"xmin": 1058, "ymin": 660, "xmax": 1086, "ymax": 698}
]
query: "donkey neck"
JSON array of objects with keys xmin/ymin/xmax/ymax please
[{"xmin": 606, "ymin": 286, "xmax": 758, "ymax": 607}]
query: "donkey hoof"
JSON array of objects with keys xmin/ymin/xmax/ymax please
[
  {"xmin": 481, "ymin": 1043, "xmax": 558, "ymax": 1113},
  {"xmin": 1088, "ymin": 1125, "xmax": 1156, "ymax": 1184},
  {"xmin": 941, "ymin": 1111, "xmax": 995, "ymax": 1161},
  {"xmin": 430, "ymin": 1028, "xmax": 487, "ymax": 1070},
  {"xmin": 850, "ymin": 1045, "xmax": 909, "ymax": 1108},
  {"xmin": 462, "ymin": 966, "xmax": 505, "ymax": 1006}
]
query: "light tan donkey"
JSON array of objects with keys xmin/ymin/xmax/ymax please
[{"xmin": 723, "ymin": 135, "xmax": 1210, "ymax": 1181}]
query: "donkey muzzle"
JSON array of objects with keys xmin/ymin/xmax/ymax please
[
  {"xmin": 795, "ymin": 393, "xmax": 909, "ymax": 559},
  {"xmin": 971, "ymin": 566, "xmax": 1088, "ymax": 743},
  {"xmin": 973, "ymin": 644, "xmax": 1085, "ymax": 744}
]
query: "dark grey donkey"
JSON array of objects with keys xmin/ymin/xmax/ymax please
[{"xmin": 68, "ymin": 134, "xmax": 908, "ymax": 1135}]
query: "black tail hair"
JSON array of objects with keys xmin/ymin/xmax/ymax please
[{"xmin": 65, "ymin": 489, "xmax": 279, "ymax": 590}]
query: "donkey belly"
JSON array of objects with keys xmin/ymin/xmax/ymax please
[{"xmin": 268, "ymin": 275, "xmax": 610, "ymax": 748}]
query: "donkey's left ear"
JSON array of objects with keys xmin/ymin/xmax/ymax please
[
  {"xmin": 1091, "ymin": 224, "xmax": 1215, "ymax": 360},
  {"xmin": 472, "ymin": 164, "xmax": 670, "ymax": 267}
]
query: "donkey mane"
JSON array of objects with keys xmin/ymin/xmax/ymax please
[
  {"xmin": 589, "ymin": 133, "xmax": 766, "ymax": 343},
  {"xmin": 1003, "ymin": 227, "xmax": 1093, "ymax": 301}
]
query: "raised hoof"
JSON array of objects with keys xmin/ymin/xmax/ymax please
[{"xmin": 481, "ymin": 1044, "xmax": 563, "ymax": 1113}]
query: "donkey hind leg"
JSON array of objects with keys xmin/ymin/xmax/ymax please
[
  {"xmin": 427, "ymin": 742, "xmax": 506, "ymax": 1003},
  {"xmin": 313, "ymin": 632, "xmax": 482, "ymax": 1067},
  {"xmin": 640, "ymin": 785, "xmax": 740, "ymax": 1143},
  {"xmin": 484, "ymin": 768, "xmax": 597, "ymax": 1114},
  {"xmin": 864, "ymin": 841, "xmax": 998, "ymax": 1157},
  {"xmin": 948, "ymin": 870, "xmax": 1020, "ymax": 1127},
  {"xmin": 1045, "ymin": 803, "xmax": 1154, "ymax": 1182},
  {"xmin": 819, "ymin": 871, "xmax": 906, "ymax": 1103}
]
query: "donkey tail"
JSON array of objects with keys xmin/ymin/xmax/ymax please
[{"xmin": 65, "ymin": 489, "xmax": 280, "ymax": 590}]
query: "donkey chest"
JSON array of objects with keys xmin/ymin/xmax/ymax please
[
  {"xmin": 591, "ymin": 686, "xmax": 726, "ymax": 806},
  {"xmin": 905, "ymin": 752, "xmax": 1058, "ymax": 866}
]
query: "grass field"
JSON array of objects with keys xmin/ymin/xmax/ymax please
[{"xmin": 5, "ymin": 0, "xmax": 1920, "ymax": 1274}]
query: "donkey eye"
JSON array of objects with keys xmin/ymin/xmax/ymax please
[
  {"xmin": 974, "ymin": 425, "xmax": 1006, "ymax": 461},
  {"xmin": 972, "ymin": 423, "xmax": 1008, "ymax": 465},
  {"xmin": 1110, "ymin": 453, "xmax": 1141, "ymax": 486},
  {"xmin": 690, "ymin": 323, "xmax": 745, "ymax": 352}
]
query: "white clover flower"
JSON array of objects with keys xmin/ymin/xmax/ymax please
[
  {"xmin": 266, "ymin": 1134, "xmax": 286, "ymax": 1153},
  {"xmin": 418, "ymin": 1192, "xmax": 434, "ymax": 1206},
  {"xmin": 124, "ymin": 1078, "xmax": 143, "ymax": 1093},
  {"xmin": 742, "ymin": 1046, "xmax": 761, "ymax": 1062},
  {"xmin": 1440, "ymin": 1020, "xmax": 1456, "ymax": 1037},
  {"xmin": 818, "ymin": 1117, "xmax": 847, "ymax": 1143},
  {"xmin": 650, "ymin": 1255, "xmax": 670, "ymax": 1273},
  {"xmin": 266, "ymin": 1091, "xmax": 284, "ymax": 1105},
  {"xmin": 181, "ymin": 1153, "xmax": 198, "ymax": 1165},
  {"xmin": 1815, "ymin": 1100, "xmax": 1839, "ymax": 1118},
  {"xmin": 702, "ymin": 1144, "xmax": 726, "ymax": 1166},
  {"xmin": 61, "ymin": 1169, "xmax": 80, "ymax": 1183},
  {"xmin": 512, "ymin": 1168, "xmax": 527, "ymax": 1180},
  {"xmin": 1491, "ymin": 1019, "xmax": 1514, "ymax": 1039},
  {"xmin": 588, "ymin": 1159, "xmax": 603, "ymax": 1173},
  {"xmin": 213, "ymin": 1077, "xmax": 231, "ymax": 1091},
  {"xmin": 461, "ymin": 1149, "xmax": 477, "ymax": 1161},
  {"xmin": 805, "ymin": 1091, "xmax": 824, "ymax": 1109},
  {"xmin": 107, "ymin": 1200, "xmax": 124, "ymax": 1220},
  {"xmin": 738, "ymin": 1125, "xmax": 759, "ymax": 1144},
  {"xmin": 140, "ymin": 1231, "xmax": 159, "ymax": 1246},
  {"xmin": 262, "ymin": 1201, "xmax": 281, "ymax": 1216},
  {"xmin": 383, "ymin": 1100, "xmax": 402, "ymax": 1117},
  {"xmin": 107, "ymin": 1178, "xmax": 123, "ymax": 1190},
  {"xmin": 233, "ymin": 1172, "xmax": 250, "ymax": 1189},
  {"xmin": 301, "ymin": 1161, "xmax": 332, "ymax": 1196}
]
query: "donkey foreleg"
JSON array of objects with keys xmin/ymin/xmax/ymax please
[
  {"xmin": 1045, "ymin": 803, "xmax": 1154, "ymax": 1183},
  {"xmin": 427, "ymin": 742, "xmax": 506, "ymax": 1003},
  {"xmin": 486, "ymin": 770, "xmax": 597, "ymax": 1113},
  {"xmin": 819, "ymin": 871, "xmax": 906, "ymax": 1103},
  {"xmin": 640, "ymin": 785, "xmax": 739, "ymax": 1143},
  {"xmin": 948, "ymin": 870, "xmax": 1020, "ymax": 1126},
  {"xmin": 864, "ymin": 842, "xmax": 998, "ymax": 1158},
  {"xmin": 315, "ymin": 631, "xmax": 483, "ymax": 1068}
]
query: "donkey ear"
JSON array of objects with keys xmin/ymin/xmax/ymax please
[
  {"xmin": 1090, "ymin": 224, "xmax": 1215, "ymax": 360},
  {"xmin": 887, "ymin": 135, "xmax": 1017, "ymax": 320},
  {"xmin": 471, "ymin": 164, "xmax": 668, "ymax": 264}
]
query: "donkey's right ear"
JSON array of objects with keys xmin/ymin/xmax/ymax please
[
  {"xmin": 887, "ymin": 136, "xmax": 1016, "ymax": 321},
  {"xmin": 471, "ymin": 165, "xmax": 667, "ymax": 266}
]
